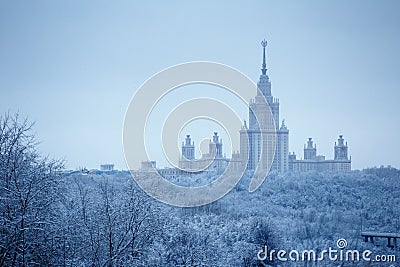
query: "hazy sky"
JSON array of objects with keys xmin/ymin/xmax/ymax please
[{"xmin": 1, "ymin": 1, "xmax": 399, "ymax": 170}]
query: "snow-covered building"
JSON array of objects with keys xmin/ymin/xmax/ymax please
[
  {"xmin": 136, "ymin": 39, "xmax": 352, "ymax": 176},
  {"xmin": 100, "ymin": 164, "xmax": 114, "ymax": 171},
  {"xmin": 140, "ymin": 160, "xmax": 157, "ymax": 171},
  {"xmin": 179, "ymin": 132, "xmax": 229, "ymax": 173},
  {"xmin": 239, "ymin": 39, "xmax": 289, "ymax": 174},
  {"xmin": 289, "ymin": 135, "xmax": 351, "ymax": 172}
]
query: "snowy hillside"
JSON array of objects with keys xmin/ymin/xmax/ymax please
[{"xmin": 57, "ymin": 167, "xmax": 400, "ymax": 266}]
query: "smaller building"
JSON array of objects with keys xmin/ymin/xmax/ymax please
[
  {"xmin": 179, "ymin": 132, "xmax": 229, "ymax": 173},
  {"xmin": 289, "ymin": 135, "xmax": 351, "ymax": 172},
  {"xmin": 157, "ymin": 167, "xmax": 187, "ymax": 178},
  {"xmin": 100, "ymin": 164, "xmax": 114, "ymax": 171},
  {"xmin": 140, "ymin": 160, "xmax": 157, "ymax": 172}
]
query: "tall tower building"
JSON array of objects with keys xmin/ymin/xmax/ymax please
[
  {"xmin": 249, "ymin": 40, "xmax": 280, "ymax": 131},
  {"xmin": 241, "ymin": 40, "xmax": 289, "ymax": 173}
]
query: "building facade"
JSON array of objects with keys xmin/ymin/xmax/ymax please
[
  {"xmin": 100, "ymin": 164, "xmax": 114, "ymax": 171},
  {"xmin": 289, "ymin": 135, "xmax": 351, "ymax": 172},
  {"xmin": 240, "ymin": 40, "xmax": 289, "ymax": 174},
  {"xmin": 136, "ymin": 39, "xmax": 352, "ymax": 176},
  {"xmin": 177, "ymin": 40, "xmax": 291, "ymax": 174},
  {"xmin": 179, "ymin": 132, "xmax": 229, "ymax": 173}
]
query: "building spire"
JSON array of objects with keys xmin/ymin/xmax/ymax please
[{"xmin": 261, "ymin": 39, "xmax": 267, "ymax": 75}]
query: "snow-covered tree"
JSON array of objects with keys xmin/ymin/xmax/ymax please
[
  {"xmin": 63, "ymin": 175, "xmax": 164, "ymax": 266},
  {"xmin": 0, "ymin": 113, "xmax": 64, "ymax": 266}
]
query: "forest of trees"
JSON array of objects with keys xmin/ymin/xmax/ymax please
[{"xmin": 1, "ymin": 113, "xmax": 399, "ymax": 266}]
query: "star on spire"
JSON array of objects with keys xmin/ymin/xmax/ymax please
[{"xmin": 261, "ymin": 39, "xmax": 268, "ymax": 75}]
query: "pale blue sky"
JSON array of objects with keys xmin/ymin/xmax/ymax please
[{"xmin": 1, "ymin": 1, "xmax": 399, "ymax": 170}]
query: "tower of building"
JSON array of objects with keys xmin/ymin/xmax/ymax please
[
  {"xmin": 334, "ymin": 135, "xmax": 349, "ymax": 160},
  {"xmin": 276, "ymin": 120, "xmax": 289, "ymax": 172},
  {"xmin": 249, "ymin": 40, "xmax": 280, "ymax": 131},
  {"xmin": 209, "ymin": 132, "xmax": 223, "ymax": 158},
  {"xmin": 242, "ymin": 40, "xmax": 289, "ymax": 173},
  {"xmin": 304, "ymin": 137, "xmax": 317, "ymax": 160},
  {"xmin": 181, "ymin": 134, "xmax": 195, "ymax": 160}
]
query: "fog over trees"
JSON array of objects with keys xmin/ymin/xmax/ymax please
[{"xmin": 1, "ymin": 114, "xmax": 399, "ymax": 266}]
